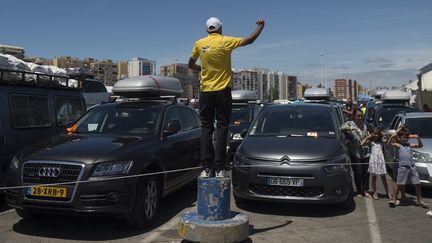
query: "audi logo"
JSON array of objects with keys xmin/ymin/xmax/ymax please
[{"xmin": 38, "ymin": 167, "xmax": 62, "ymax": 178}]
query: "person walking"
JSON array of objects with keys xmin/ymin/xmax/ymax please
[
  {"xmin": 361, "ymin": 127, "xmax": 390, "ymax": 199},
  {"xmin": 188, "ymin": 17, "xmax": 265, "ymax": 178}
]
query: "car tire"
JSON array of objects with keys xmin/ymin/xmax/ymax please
[
  {"xmin": 336, "ymin": 187, "xmax": 355, "ymax": 210},
  {"xmin": 15, "ymin": 209, "xmax": 42, "ymax": 220},
  {"xmin": 127, "ymin": 176, "xmax": 161, "ymax": 229},
  {"xmin": 233, "ymin": 191, "xmax": 248, "ymax": 205}
]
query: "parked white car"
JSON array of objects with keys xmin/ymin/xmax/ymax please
[{"xmin": 81, "ymin": 79, "xmax": 110, "ymax": 109}]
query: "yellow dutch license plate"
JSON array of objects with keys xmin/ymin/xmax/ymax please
[{"xmin": 30, "ymin": 186, "xmax": 68, "ymax": 198}]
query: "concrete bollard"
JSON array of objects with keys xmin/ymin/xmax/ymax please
[
  {"xmin": 197, "ymin": 177, "xmax": 231, "ymax": 220},
  {"xmin": 179, "ymin": 176, "xmax": 249, "ymax": 243}
]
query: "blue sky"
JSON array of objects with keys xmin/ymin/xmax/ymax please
[{"xmin": 2, "ymin": 0, "xmax": 432, "ymax": 88}]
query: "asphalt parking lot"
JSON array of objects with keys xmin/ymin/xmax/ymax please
[{"xmin": 0, "ymin": 175, "xmax": 431, "ymax": 243}]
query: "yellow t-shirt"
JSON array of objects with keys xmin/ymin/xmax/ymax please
[{"xmin": 191, "ymin": 33, "xmax": 243, "ymax": 92}]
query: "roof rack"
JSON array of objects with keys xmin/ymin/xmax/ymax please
[{"xmin": 0, "ymin": 68, "xmax": 79, "ymax": 90}]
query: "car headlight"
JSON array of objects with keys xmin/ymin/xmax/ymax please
[
  {"xmin": 91, "ymin": 161, "xmax": 133, "ymax": 177},
  {"xmin": 232, "ymin": 133, "xmax": 243, "ymax": 140},
  {"xmin": 411, "ymin": 150, "xmax": 432, "ymax": 163},
  {"xmin": 10, "ymin": 156, "xmax": 19, "ymax": 170},
  {"xmin": 324, "ymin": 154, "xmax": 349, "ymax": 174}
]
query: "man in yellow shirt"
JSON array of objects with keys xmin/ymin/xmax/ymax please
[{"xmin": 188, "ymin": 17, "xmax": 265, "ymax": 178}]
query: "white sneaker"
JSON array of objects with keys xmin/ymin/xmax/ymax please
[
  {"xmin": 215, "ymin": 170, "xmax": 228, "ymax": 178},
  {"xmin": 200, "ymin": 168, "xmax": 211, "ymax": 178}
]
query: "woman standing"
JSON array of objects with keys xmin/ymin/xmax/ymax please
[{"xmin": 350, "ymin": 109, "xmax": 371, "ymax": 197}]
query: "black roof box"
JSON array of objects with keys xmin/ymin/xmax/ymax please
[{"xmin": 112, "ymin": 75, "xmax": 183, "ymax": 98}]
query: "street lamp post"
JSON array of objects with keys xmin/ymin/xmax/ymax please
[{"xmin": 320, "ymin": 53, "xmax": 324, "ymax": 88}]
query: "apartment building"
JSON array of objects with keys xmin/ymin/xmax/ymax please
[
  {"xmin": 128, "ymin": 57, "xmax": 156, "ymax": 77},
  {"xmin": 91, "ymin": 59, "xmax": 118, "ymax": 86},
  {"xmin": 334, "ymin": 78, "xmax": 359, "ymax": 99},
  {"xmin": 160, "ymin": 63, "xmax": 199, "ymax": 98},
  {"xmin": 118, "ymin": 61, "xmax": 128, "ymax": 80},
  {"xmin": 53, "ymin": 56, "xmax": 95, "ymax": 69}
]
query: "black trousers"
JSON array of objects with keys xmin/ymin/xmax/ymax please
[
  {"xmin": 199, "ymin": 87, "xmax": 232, "ymax": 171},
  {"xmin": 351, "ymin": 156, "xmax": 370, "ymax": 194}
]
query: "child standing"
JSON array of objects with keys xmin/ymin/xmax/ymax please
[
  {"xmin": 387, "ymin": 127, "xmax": 429, "ymax": 208},
  {"xmin": 362, "ymin": 127, "xmax": 390, "ymax": 199}
]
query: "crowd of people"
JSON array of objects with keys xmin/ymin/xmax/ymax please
[{"xmin": 343, "ymin": 100, "xmax": 429, "ymax": 208}]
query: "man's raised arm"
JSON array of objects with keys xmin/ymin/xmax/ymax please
[{"xmin": 242, "ymin": 19, "xmax": 265, "ymax": 46}]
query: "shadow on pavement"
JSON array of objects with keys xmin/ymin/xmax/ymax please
[
  {"xmin": 235, "ymin": 199, "xmax": 356, "ymax": 217},
  {"xmin": 180, "ymin": 221, "xmax": 292, "ymax": 243},
  {"xmin": 249, "ymin": 220, "xmax": 293, "ymax": 234},
  {"xmin": 419, "ymin": 186, "xmax": 432, "ymax": 199},
  {"xmin": 404, "ymin": 185, "xmax": 432, "ymax": 199},
  {"xmin": 11, "ymin": 185, "xmax": 197, "ymax": 241}
]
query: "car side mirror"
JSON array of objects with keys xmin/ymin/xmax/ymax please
[
  {"xmin": 66, "ymin": 123, "xmax": 77, "ymax": 134},
  {"xmin": 240, "ymin": 128, "xmax": 248, "ymax": 138},
  {"xmin": 164, "ymin": 119, "xmax": 181, "ymax": 136}
]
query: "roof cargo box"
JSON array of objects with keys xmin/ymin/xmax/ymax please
[
  {"xmin": 304, "ymin": 88, "xmax": 330, "ymax": 100},
  {"xmin": 373, "ymin": 89, "xmax": 386, "ymax": 99},
  {"xmin": 382, "ymin": 90, "xmax": 410, "ymax": 103},
  {"xmin": 112, "ymin": 75, "xmax": 183, "ymax": 98},
  {"xmin": 232, "ymin": 90, "xmax": 257, "ymax": 101}
]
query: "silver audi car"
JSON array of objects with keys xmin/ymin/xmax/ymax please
[{"xmin": 384, "ymin": 112, "xmax": 432, "ymax": 187}]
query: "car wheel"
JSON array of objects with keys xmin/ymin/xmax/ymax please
[
  {"xmin": 336, "ymin": 187, "xmax": 355, "ymax": 210},
  {"xmin": 233, "ymin": 191, "xmax": 248, "ymax": 205},
  {"xmin": 15, "ymin": 209, "xmax": 42, "ymax": 220},
  {"xmin": 127, "ymin": 176, "xmax": 160, "ymax": 229}
]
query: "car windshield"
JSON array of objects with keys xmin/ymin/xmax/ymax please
[
  {"xmin": 406, "ymin": 118, "xmax": 432, "ymax": 138},
  {"xmin": 231, "ymin": 106, "xmax": 252, "ymax": 124},
  {"xmin": 249, "ymin": 106, "xmax": 336, "ymax": 137},
  {"xmin": 75, "ymin": 106, "xmax": 161, "ymax": 135},
  {"xmin": 378, "ymin": 107, "xmax": 416, "ymax": 127}
]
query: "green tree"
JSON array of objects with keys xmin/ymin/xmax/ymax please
[
  {"xmin": 272, "ymin": 88, "xmax": 279, "ymax": 101},
  {"xmin": 328, "ymin": 88, "xmax": 333, "ymax": 97}
]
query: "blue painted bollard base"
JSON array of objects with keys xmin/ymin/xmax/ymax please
[
  {"xmin": 179, "ymin": 211, "xmax": 249, "ymax": 243},
  {"xmin": 197, "ymin": 177, "xmax": 231, "ymax": 221}
]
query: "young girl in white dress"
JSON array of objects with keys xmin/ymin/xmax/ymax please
[{"xmin": 362, "ymin": 127, "xmax": 390, "ymax": 199}]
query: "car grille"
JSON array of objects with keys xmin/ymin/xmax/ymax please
[
  {"xmin": 22, "ymin": 161, "xmax": 83, "ymax": 185},
  {"xmin": 249, "ymin": 184, "xmax": 323, "ymax": 197}
]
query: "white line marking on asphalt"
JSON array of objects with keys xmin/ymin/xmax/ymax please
[
  {"xmin": 365, "ymin": 198, "xmax": 383, "ymax": 243},
  {"xmin": 0, "ymin": 209, "xmax": 14, "ymax": 215},
  {"xmin": 140, "ymin": 214, "xmax": 181, "ymax": 242}
]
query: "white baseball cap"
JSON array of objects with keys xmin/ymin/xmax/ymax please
[{"xmin": 206, "ymin": 17, "xmax": 223, "ymax": 32}]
